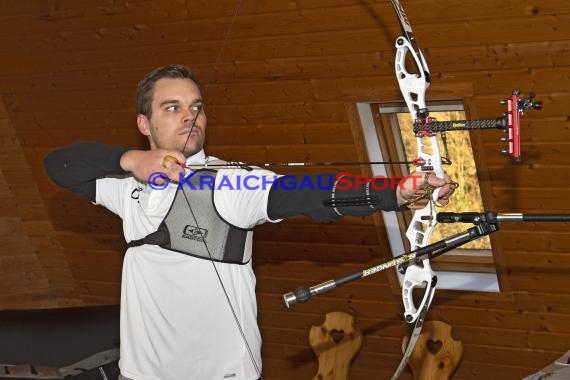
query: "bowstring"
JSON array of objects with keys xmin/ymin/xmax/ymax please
[{"xmin": 177, "ymin": 0, "xmax": 262, "ymax": 377}]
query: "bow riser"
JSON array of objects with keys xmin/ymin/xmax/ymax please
[
  {"xmin": 394, "ymin": 30, "xmax": 442, "ymax": 325},
  {"xmin": 395, "ymin": 37, "xmax": 431, "ymax": 119}
]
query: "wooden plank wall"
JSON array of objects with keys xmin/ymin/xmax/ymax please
[
  {"xmin": 0, "ymin": 0, "xmax": 569, "ymax": 378},
  {"xmin": 0, "ymin": 100, "xmax": 82, "ymax": 308}
]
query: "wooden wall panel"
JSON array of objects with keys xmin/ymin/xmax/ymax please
[
  {"xmin": 0, "ymin": 0, "xmax": 569, "ymax": 379},
  {"xmin": 0, "ymin": 101, "xmax": 82, "ymax": 309}
]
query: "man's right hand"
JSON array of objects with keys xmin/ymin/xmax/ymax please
[{"xmin": 120, "ymin": 149, "xmax": 186, "ymax": 183}]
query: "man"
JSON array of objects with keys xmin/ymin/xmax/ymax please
[{"xmin": 44, "ymin": 65, "xmax": 454, "ymax": 380}]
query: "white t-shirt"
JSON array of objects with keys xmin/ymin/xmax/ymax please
[{"xmin": 95, "ymin": 150, "xmax": 279, "ymax": 380}]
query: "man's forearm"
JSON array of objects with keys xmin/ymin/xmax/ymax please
[
  {"xmin": 267, "ymin": 173, "xmax": 400, "ymax": 221},
  {"xmin": 44, "ymin": 142, "xmax": 129, "ymax": 201}
]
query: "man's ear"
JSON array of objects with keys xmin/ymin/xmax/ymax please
[{"xmin": 137, "ymin": 114, "xmax": 151, "ymax": 136}]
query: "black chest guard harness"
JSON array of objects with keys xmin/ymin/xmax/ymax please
[{"xmin": 127, "ymin": 170, "xmax": 251, "ymax": 264}]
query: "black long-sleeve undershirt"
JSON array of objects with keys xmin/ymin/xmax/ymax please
[
  {"xmin": 44, "ymin": 142, "xmax": 128, "ymax": 202},
  {"xmin": 266, "ymin": 174, "xmax": 399, "ymax": 220},
  {"xmin": 44, "ymin": 142, "xmax": 400, "ymax": 220}
]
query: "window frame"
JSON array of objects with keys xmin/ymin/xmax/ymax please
[{"xmin": 356, "ymin": 102, "xmax": 500, "ymax": 292}]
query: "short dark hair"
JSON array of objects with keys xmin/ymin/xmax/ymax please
[{"xmin": 135, "ymin": 65, "xmax": 203, "ymax": 118}]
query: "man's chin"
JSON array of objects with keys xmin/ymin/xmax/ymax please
[{"xmin": 182, "ymin": 144, "xmax": 203, "ymax": 158}]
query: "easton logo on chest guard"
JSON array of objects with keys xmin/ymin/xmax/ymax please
[{"xmin": 182, "ymin": 225, "xmax": 208, "ymax": 242}]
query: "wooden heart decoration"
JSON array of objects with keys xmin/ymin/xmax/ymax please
[
  {"xmin": 427, "ymin": 339, "xmax": 443, "ymax": 354},
  {"xmin": 404, "ymin": 321, "xmax": 463, "ymax": 379},
  {"xmin": 309, "ymin": 312, "xmax": 363, "ymax": 380},
  {"xmin": 330, "ymin": 329, "xmax": 345, "ymax": 343}
]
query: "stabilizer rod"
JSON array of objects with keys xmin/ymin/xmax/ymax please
[
  {"xmin": 282, "ymin": 223, "xmax": 496, "ymax": 308},
  {"xmin": 438, "ymin": 212, "xmax": 570, "ymax": 224}
]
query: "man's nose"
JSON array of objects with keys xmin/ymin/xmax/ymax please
[{"xmin": 182, "ymin": 108, "xmax": 195, "ymax": 124}]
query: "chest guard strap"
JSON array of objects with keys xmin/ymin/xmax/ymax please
[{"xmin": 128, "ymin": 170, "xmax": 250, "ymax": 264}]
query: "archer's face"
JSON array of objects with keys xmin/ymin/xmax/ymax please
[{"xmin": 137, "ymin": 78, "xmax": 207, "ymax": 157}]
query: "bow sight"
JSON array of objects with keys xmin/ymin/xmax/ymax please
[
  {"xmin": 499, "ymin": 90, "xmax": 543, "ymax": 161},
  {"xmin": 412, "ymin": 90, "xmax": 543, "ymax": 162}
]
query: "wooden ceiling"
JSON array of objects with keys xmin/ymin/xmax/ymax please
[{"xmin": 0, "ymin": 0, "xmax": 569, "ymax": 378}]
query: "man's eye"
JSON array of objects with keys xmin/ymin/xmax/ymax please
[
  {"xmin": 191, "ymin": 103, "xmax": 203, "ymax": 113},
  {"xmin": 166, "ymin": 105, "xmax": 178, "ymax": 112}
]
